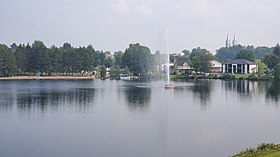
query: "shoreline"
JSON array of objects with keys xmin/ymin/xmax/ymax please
[{"xmin": 0, "ymin": 76, "xmax": 95, "ymax": 80}]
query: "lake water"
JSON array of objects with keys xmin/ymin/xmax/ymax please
[{"xmin": 0, "ymin": 79, "xmax": 280, "ymax": 157}]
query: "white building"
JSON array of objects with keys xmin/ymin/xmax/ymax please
[
  {"xmin": 210, "ymin": 60, "xmax": 222, "ymax": 73},
  {"xmin": 222, "ymin": 59, "xmax": 257, "ymax": 74}
]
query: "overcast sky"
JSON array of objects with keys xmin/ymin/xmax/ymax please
[{"xmin": 0, "ymin": 0, "xmax": 279, "ymax": 54}]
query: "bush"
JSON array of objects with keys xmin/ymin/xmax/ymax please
[
  {"xmin": 220, "ymin": 74, "xmax": 235, "ymax": 79},
  {"xmin": 274, "ymin": 64, "xmax": 280, "ymax": 80}
]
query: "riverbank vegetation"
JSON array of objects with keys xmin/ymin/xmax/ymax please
[
  {"xmin": 1, "ymin": 41, "xmax": 280, "ymax": 80},
  {"xmin": 231, "ymin": 143, "xmax": 280, "ymax": 157}
]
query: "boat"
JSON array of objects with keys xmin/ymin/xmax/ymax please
[{"xmin": 120, "ymin": 74, "xmax": 131, "ymax": 80}]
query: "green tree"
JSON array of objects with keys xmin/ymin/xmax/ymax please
[
  {"xmin": 30, "ymin": 40, "xmax": 48, "ymax": 74},
  {"xmin": 15, "ymin": 44, "xmax": 28, "ymax": 74},
  {"xmin": 0, "ymin": 44, "xmax": 17, "ymax": 76},
  {"xmin": 114, "ymin": 51, "xmax": 124, "ymax": 68},
  {"xmin": 110, "ymin": 66, "xmax": 121, "ymax": 79},
  {"xmin": 100, "ymin": 66, "xmax": 106, "ymax": 79},
  {"xmin": 104, "ymin": 57, "xmax": 113, "ymax": 68},
  {"xmin": 263, "ymin": 54, "xmax": 279, "ymax": 70},
  {"xmin": 47, "ymin": 46, "xmax": 63, "ymax": 75},
  {"xmin": 273, "ymin": 43, "xmax": 280, "ymax": 57},
  {"xmin": 274, "ymin": 64, "xmax": 280, "ymax": 80},
  {"xmin": 123, "ymin": 66, "xmax": 131, "ymax": 75},
  {"xmin": 255, "ymin": 59, "xmax": 267, "ymax": 75},
  {"xmin": 254, "ymin": 46, "xmax": 273, "ymax": 59},
  {"xmin": 123, "ymin": 43, "xmax": 153, "ymax": 76},
  {"xmin": 215, "ymin": 45, "xmax": 243, "ymax": 62},
  {"xmin": 236, "ymin": 49, "xmax": 256, "ymax": 62},
  {"xmin": 182, "ymin": 49, "xmax": 190, "ymax": 57},
  {"xmin": 190, "ymin": 47, "xmax": 214, "ymax": 73}
]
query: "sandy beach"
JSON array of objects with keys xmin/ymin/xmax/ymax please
[{"xmin": 0, "ymin": 76, "xmax": 95, "ymax": 80}]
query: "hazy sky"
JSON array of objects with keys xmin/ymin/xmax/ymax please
[{"xmin": 0, "ymin": 0, "xmax": 279, "ymax": 54}]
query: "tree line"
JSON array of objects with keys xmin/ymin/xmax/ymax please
[
  {"xmin": 0, "ymin": 41, "xmax": 157, "ymax": 78},
  {"xmin": 0, "ymin": 41, "xmax": 115, "ymax": 77},
  {"xmin": 1, "ymin": 40, "xmax": 280, "ymax": 79}
]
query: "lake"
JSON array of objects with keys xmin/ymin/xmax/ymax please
[{"xmin": 0, "ymin": 79, "xmax": 280, "ymax": 157}]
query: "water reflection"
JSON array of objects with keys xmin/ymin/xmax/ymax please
[
  {"xmin": 224, "ymin": 80, "xmax": 249, "ymax": 94},
  {"xmin": 266, "ymin": 81, "xmax": 280, "ymax": 102},
  {"xmin": 223, "ymin": 80, "xmax": 258, "ymax": 99},
  {"xmin": 17, "ymin": 88, "xmax": 95, "ymax": 114},
  {"xmin": 191, "ymin": 80, "xmax": 212, "ymax": 106},
  {"xmin": 124, "ymin": 87, "xmax": 151, "ymax": 113},
  {"xmin": 0, "ymin": 93, "xmax": 14, "ymax": 117}
]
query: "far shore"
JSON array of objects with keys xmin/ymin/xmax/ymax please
[{"xmin": 0, "ymin": 76, "xmax": 95, "ymax": 80}]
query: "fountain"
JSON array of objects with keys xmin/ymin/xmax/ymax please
[{"xmin": 165, "ymin": 29, "xmax": 172, "ymax": 89}]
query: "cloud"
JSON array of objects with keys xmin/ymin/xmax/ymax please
[
  {"xmin": 135, "ymin": 5, "xmax": 153, "ymax": 17},
  {"xmin": 110, "ymin": 0, "xmax": 152, "ymax": 17},
  {"xmin": 110, "ymin": 0, "xmax": 130, "ymax": 15},
  {"xmin": 172, "ymin": 0, "xmax": 220, "ymax": 24}
]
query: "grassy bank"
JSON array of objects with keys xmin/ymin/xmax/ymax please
[
  {"xmin": 0, "ymin": 76, "xmax": 95, "ymax": 80},
  {"xmin": 231, "ymin": 143, "xmax": 280, "ymax": 157},
  {"xmin": 170, "ymin": 73, "xmax": 273, "ymax": 80}
]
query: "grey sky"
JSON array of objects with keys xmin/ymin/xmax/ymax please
[{"xmin": 0, "ymin": 0, "xmax": 279, "ymax": 54}]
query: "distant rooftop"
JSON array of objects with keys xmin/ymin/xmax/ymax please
[{"xmin": 226, "ymin": 59, "xmax": 256, "ymax": 65}]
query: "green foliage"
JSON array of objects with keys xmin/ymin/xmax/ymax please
[
  {"xmin": 123, "ymin": 66, "xmax": 131, "ymax": 75},
  {"xmin": 190, "ymin": 47, "xmax": 214, "ymax": 73},
  {"xmin": 100, "ymin": 66, "xmax": 106, "ymax": 79},
  {"xmin": 255, "ymin": 46, "xmax": 273, "ymax": 59},
  {"xmin": 182, "ymin": 49, "xmax": 190, "ymax": 57},
  {"xmin": 215, "ymin": 45, "xmax": 243, "ymax": 62},
  {"xmin": 231, "ymin": 143, "xmax": 280, "ymax": 157},
  {"xmin": 114, "ymin": 51, "xmax": 124, "ymax": 68},
  {"xmin": 104, "ymin": 58, "xmax": 113, "ymax": 68},
  {"xmin": 216, "ymin": 45, "xmax": 272, "ymax": 62},
  {"xmin": 170, "ymin": 74, "xmax": 188, "ymax": 79},
  {"xmin": 220, "ymin": 74, "xmax": 235, "ymax": 79},
  {"xmin": 123, "ymin": 43, "xmax": 153, "ymax": 76},
  {"xmin": 110, "ymin": 66, "xmax": 121, "ymax": 79},
  {"xmin": 274, "ymin": 64, "xmax": 280, "ymax": 80},
  {"xmin": 273, "ymin": 43, "xmax": 280, "ymax": 57},
  {"xmin": 263, "ymin": 54, "xmax": 280, "ymax": 70},
  {"xmin": 236, "ymin": 49, "xmax": 256, "ymax": 62},
  {"xmin": 255, "ymin": 59, "xmax": 267, "ymax": 75},
  {"xmin": 0, "ymin": 44, "xmax": 17, "ymax": 76}
]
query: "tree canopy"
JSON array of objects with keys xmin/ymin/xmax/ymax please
[
  {"xmin": 0, "ymin": 44, "xmax": 17, "ymax": 76},
  {"xmin": 190, "ymin": 47, "xmax": 214, "ymax": 73},
  {"xmin": 236, "ymin": 49, "xmax": 256, "ymax": 62},
  {"xmin": 123, "ymin": 43, "xmax": 153, "ymax": 76}
]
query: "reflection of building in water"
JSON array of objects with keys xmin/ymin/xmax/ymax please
[
  {"xmin": 223, "ymin": 80, "xmax": 257, "ymax": 96},
  {"xmin": 124, "ymin": 87, "xmax": 151, "ymax": 113}
]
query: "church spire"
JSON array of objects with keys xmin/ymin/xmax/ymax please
[
  {"xmin": 225, "ymin": 33, "xmax": 230, "ymax": 47},
  {"xmin": 232, "ymin": 34, "xmax": 237, "ymax": 46}
]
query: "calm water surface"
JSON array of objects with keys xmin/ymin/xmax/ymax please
[{"xmin": 0, "ymin": 79, "xmax": 280, "ymax": 157}]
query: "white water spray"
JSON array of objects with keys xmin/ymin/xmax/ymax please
[{"xmin": 165, "ymin": 28, "xmax": 170, "ymax": 86}]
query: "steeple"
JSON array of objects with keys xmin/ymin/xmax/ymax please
[
  {"xmin": 225, "ymin": 34, "xmax": 231, "ymax": 48},
  {"xmin": 232, "ymin": 34, "xmax": 237, "ymax": 46}
]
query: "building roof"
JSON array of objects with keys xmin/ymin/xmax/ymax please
[
  {"xmin": 225, "ymin": 59, "xmax": 256, "ymax": 65},
  {"xmin": 175, "ymin": 60, "xmax": 191, "ymax": 66}
]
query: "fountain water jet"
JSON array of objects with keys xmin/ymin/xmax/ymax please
[{"xmin": 165, "ymin": 29, "xmax": 172, "ymax": 89}]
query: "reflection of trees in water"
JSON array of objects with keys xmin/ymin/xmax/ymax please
[
  {"xmin": 124, "ymin": 87, "xmax": 151, "ymax": 112},
  {"xmin": 0, "ymin": 93, "xmax": 14, "ymax": 116},
  {"xmin": 17, "ymin": 88, "xmax": 95, "ymax": 113},
  {"xmin": 192, "ymin": 80, "xmax": 212, "ymax": 106},
  {"xmin": 266, "ymin": 81, "xmax": 280, "ymax": 102}
]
